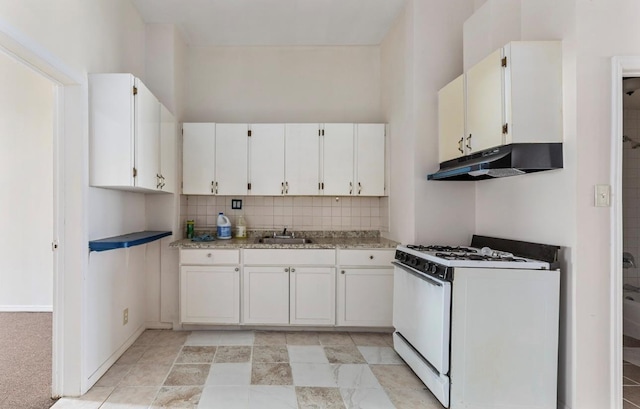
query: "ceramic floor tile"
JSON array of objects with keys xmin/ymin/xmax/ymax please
[
  {"xmin": 357, "ymin": 346, "xmax": 403, "ymax": 365},
  {"xmin": 291, "ymin": 363, "xmax": 338, "ymax": 387},
  {"xmin": 324, "ymin": 346, "xmax": 366, "ymax": 364},
  {"xmin": 214, "ymin": 346, "xmax": 252, "ymax": 363},
  {"xmin": 370, "ymin": 365, "xmax": 424, "ymax": 390},
  {"xmin": 176, "ymin": 346, "xmax": 217, "ymax": 364},
  {"xmin": 100, "ymin": 386, "xmax": 159, "ymax": 409},
  {"xmin": 286, "ymin": 332, "xmax": 320, "ymax": 345},
  {"xmin": 94, "ymin": 363, "xmax": 133, "ymax": 387},
  {"xmin": 138, "ymin": 345, "xmax": 182, "ymax": 365},
  {"xmin": 134, "ymin": 330, "xmax": 163, "ymax": 346},
  {"xmin": 384, "ymin": 387, "xmax": 444, "ymax": 409},
  {"xmin": 185, "ymin": 331, "xmax": 221, "ymax": 346},
  {"xmin": 625, "ymin": 386, "xmax": 640, "ymax": 405},
  {"xmin": 49, "ymin": 387, "xmax": 114, "ymax": 409},
  {"xmin": 340, "ymin": 388, "xmax": 395, "ymax": 409},
  {"xmin": 625, "ymin": 398, "xmax": 640, "ymax": 409},
  {"xmin": 206, "ymin": 363, "xmax": 252, "ymax": 386},
  {"xmin": 331, "ymin": 364, "xmax": 382, "ymax": 389},
  {"xmin": 120, "ymin": 363, "xmax": 172, "ymax": 387},
  {"xmin": 349, "ymin": 333, "xmax": 393, "ymax": 347},
  {"xmin": 164, "ymin": 364, "xmax": 211, "ymax": 386},
  {"xmin": 248, "ymin": 385, "xmax": 298, "ymax": 409},
  {"xmin": 295, "ymin": 386, "xmax": 346, "ymax": 409},
  {"xmin": 198, "ymin": 386, "xmax": 249, "ymax": 409},
  {"xmin": 253, "ymin": 345, "xmax": 289, "ymax": 363},
  {"xmin": 217, "ymin": 330, "xmax": 255, "ymax": 345},
  {"xmin": 154, "ymin": 331, "xmax": 191, "ymax": 346},
  {"xmin": 117, "ymin": 345, "xmax": 148, "ymax": 365},
  {"xmin": 626, "ymin": 335, "xmax": 640, "ymax": 347},
  {"xmin": 251, "ymin": 363, "xmax": 294, "ymax": 385},
  {"xmin": 254, "ymin": 331, "xmax": 287, "ymax": 345},
  {"xmin": 626, "ymin": 376, "xmax": 640, "ymax": 386},
  {"xmin": 288, "ymin": 345, "xmax": 329, "ymax": 363},
  {"xmin": 319, "ymin": 333, "xmax": 355, "ymax": 346},
  {"xmin": 151, "ymin": 386, "xmax": 202, "ymax": 408}
]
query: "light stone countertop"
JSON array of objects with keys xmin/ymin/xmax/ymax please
[{"xmin": 170, "ymin": 230, "xmax": 399, "ymax": 250}]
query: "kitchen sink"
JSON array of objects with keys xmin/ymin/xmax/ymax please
[{"xmin": 257, "ymin": 237, "xmax": 313, "ymax": 244}]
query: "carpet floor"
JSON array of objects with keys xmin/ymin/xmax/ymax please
[{"xmin": 0, "ymin": 312, "xmax": 55, "ymax": 409}]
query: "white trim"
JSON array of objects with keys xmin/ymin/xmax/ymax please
[
  {"xmin": 0, "ymin": 305, "xmax": 54, "ymax": 312},
  {"xmin": 611, "ymin": 56, "xmax": 640, "ymax": 409}
]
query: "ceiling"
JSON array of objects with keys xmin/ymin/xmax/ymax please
[{"xmin": 131, "ymin": 0, "xmax": 407, "ymax": 46}]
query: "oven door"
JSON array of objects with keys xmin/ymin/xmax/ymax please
[{"xmin": 392, "ymin": 261, "xmax": 451, "ymax": 374}]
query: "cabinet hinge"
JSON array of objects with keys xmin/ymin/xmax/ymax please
[
  {"xmin": 248, "ymin": 130, "xmax": 252, "ymax": 137},
  {"xmin": 248, "ymin": 183, "xmax": 252, "ymax": 190},
  {"xmin": 502, "ymin": 123, "xmax": 508, "ymax": 134},
  {"xmin": 133, "ymin": 86, "xmax": 138, "ymax": 95},
  {"xmin": 501, "ymin": 56, "xmax": 507, "ymax": 67},
  {"xmin": 133, "ymin": 167, "xmax": 137, "ymax": 177}
]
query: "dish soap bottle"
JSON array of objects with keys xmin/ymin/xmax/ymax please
[
  {"xmin": 216, "ymin": 212, "xmax": 231, "ymax": 240},
  {"xmin": 235, "ymin": 215, "xmax": 247, "ymax": 239}
]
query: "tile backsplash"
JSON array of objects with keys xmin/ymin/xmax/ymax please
[
  {"xmin": 624, "ymin": 109, "xmax": 640, "ymax": 287},
  {"xmin": 180, "ymin": 195, "xmax": 389, "ymax": 236}
]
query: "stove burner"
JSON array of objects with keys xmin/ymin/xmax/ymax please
[
  {"xmin": 407, "ymin": 245, "xmax": 477, "ymax": 253},
  {"xmin": 434, "ymin": 252, "xmax": 527, "ymax": 262}
]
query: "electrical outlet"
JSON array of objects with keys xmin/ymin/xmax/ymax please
[{"xmin": 123, "ymin": 308, "xmax": 129, "ymax": 325}]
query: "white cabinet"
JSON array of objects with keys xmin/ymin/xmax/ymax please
[
  {"xmin": 159, "ymin": 105, "xmax": 176, "ymax": 193},
  {"xmin": 182, "ymin": 123, "xmax": 248, "ymax": 195},
  {"xmin": 89, "ymin": 73, "xmax": 174, "ymax": 193},
  {"xmin": 322, "ymin": 124, "xmax": 385, "ymax": 196},
  {"xmin": 438, "ymin": 74, "xmax": 466, "ymax": 163},
  {"xmin": 179, "ymin": 249, "xmax": 240, "ymax": 324},
  {"xmin": 337, "ymin": 249, "xmax": 394, "ymax": 327},
  {"xmin": 243, "ymin": 249, "xmax": 335, "ymax": 325},
  {"xmin": 249, "ymin": 124, "xmax": 285, "ymax": 195}
]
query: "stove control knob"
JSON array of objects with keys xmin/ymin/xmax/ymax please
[{"xmin": 429, "ymin": 264, "xmax": 437, "ymax": 274}]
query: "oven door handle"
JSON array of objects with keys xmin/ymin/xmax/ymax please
[{"xmin": 392, "ymin": 261, "xmax": 445, "ymax": 287}]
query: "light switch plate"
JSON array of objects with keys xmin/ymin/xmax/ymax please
[{"xmin": 595, "ymin": 184, "xmax": 611, "ymax": 207}]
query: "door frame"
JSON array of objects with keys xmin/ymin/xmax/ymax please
[
  {"xmin": 611, "ymin": 56, "xmax": 640, "ymax": 409},
  {"xmin": 0, "ymin": 19, "xmax": 84, "ymax": 397}
]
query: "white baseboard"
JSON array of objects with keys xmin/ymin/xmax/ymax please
[{"xmin": 0, "ymin": 305, "xmax": 53, "ymax": 312}]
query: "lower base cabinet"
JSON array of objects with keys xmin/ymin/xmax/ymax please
[
  {"xmin": 290, "ymin": 267, "xmax": 335, "ymax": 325},
  {"xmin": 180, "ymin": 266, "xmax": 240, "ymax": 324},
  {"xmin": 337, "ymin": 267, "xmax": 393, "ymax": 327},
  {"xmin": 243, "ymin": 266, "xmax": 289, "ymax": 325}
]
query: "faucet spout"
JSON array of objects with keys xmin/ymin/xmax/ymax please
[{"xmin": 282, "ymin": 227, "xmax": 287, "ymax": 236}]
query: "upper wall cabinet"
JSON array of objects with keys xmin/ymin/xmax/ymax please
[
  {"xmin": 438, "ymin": 75, "xmax": 465, "ymax": 163},
  {"xmin": 159, "ymin": 105, "xmax": 177, "ymax": 193},
  {"xmin": 182, "ymin": 123, "xmax": 248, "ymax": 195},
  {"xmin": 89, "ymin": 73, "xmax": 175, "ymax": 193}
]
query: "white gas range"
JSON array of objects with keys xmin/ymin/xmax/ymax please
[{"xmin": 392, "ymin": 236, "xmax": 561, "ymax": 409}]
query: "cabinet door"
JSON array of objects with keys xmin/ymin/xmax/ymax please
[
  {"xmin": 243, "ymin": 266, "xmax": 289, "ymax": 324},
  {"xmin": 134, "ymin": 78, "xmax": 161, "ymax": 190},
  {"xmin": 355, "ymin": 124, "xmax": 385, "ymax": 196},
  {"xmin": 323, "ymin": 123, "xmax": 354, "ymax": 196},
  {"xmin": 215, "ymin": 124, "xmax": 248, "ymax": 195},
  {"xmin": 180, "ymin": 265, "xmax": 240, "ymax": 324},
  {"xmin": 285, "ymin": 124, "xmax": 320, "ymax": 195},
  {"xmin": 159, "ymin": 105, "xmax": 176, "ymax": 193},
  {"xmin": 337, "ymin": 267, "xmax": 393, "ymax": 327},
  {"xmin": 438, "ymin": 75, "xmax": 466, "ymax": 162},
  {"xmin": 182, "ymin": 123, "xmax": 215, "ymax": 195},
  {"xmin": 249, "ymin": 124, "xmax": 285, "ymax": 195},
  {"xmin": 466, "ymin": 48, "xmax": 503, "ymax": 153},
  {"xmin": 290, "ymin": 267, "xmax": 335, "ymax": 325}
]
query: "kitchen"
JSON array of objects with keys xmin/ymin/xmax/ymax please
[{"xmin": 0, "ymin": 0, "xmax": 631, "ymax": 408}]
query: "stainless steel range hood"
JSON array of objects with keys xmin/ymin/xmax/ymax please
[{"xmin": 427, "ymin": 143, "xmax": 563, "ymax": 181}]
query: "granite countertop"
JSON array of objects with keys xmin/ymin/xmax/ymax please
[{"xmin": 170, "ymin": 230, "xmax": 399, "ymax": 250}]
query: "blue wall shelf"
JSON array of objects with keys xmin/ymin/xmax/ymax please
[{"xmin": 89, "ymin": 231, "xmax": 172, "ymax": 252}]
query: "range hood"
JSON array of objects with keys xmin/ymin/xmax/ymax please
[{"xmin": 427, "ymin": 143, "xmax": 563, "ymax": 181}]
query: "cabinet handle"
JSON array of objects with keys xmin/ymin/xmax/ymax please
[
  {"xmin": 466, "ymin": 134, "xmax": 472, "ymax": 150},
  {"xmin": 285, "ymin": 267, "xmax": 290, "ymax": 272},
  {"xmin": 458, "ymin": 137, "xmax": 464, "ymax": 154},
  {"xmin": 215, "ymin": 181, "xmax": 218, "ymax": 194},
  {"xmin": 291, "ymin": 268, "xmax": 296, "ymax": 273},
  {"xmin": 285, "ymin": 181, "xmax": 289, "ymax": 194},
  {"xmin": 207, "ymin": 253, "xmax": 212, "ymax": 258},
  {"xmin": 358, "ymin": 182, "xmax": 362, "ymax": 195},
  {"xmin": 369, "ymin": 255, "xmax": 374, "ymax": 260},
  {"xmin": 281, "ymin": 182, "xmax": 284, "ymax": 195},
  {"xmin": 235, "ymin": 267, "xmax": 239, "ymax": 272},
  {"xmin": 341, "ymin": 270, "xmax": 345, "ymax": 274},
  {"xmin": 211, "ymin": 181, "xmax": 214, "ymax": 193},
  {"xmin": 156, "ymin": 174, "xmax": 161, "ymax": 189},
  {"xmin": 349, "ymin": 182, "xmax": 353, "ymax": 195}
]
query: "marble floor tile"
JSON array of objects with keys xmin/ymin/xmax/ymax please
[
  {"xmin": 50, "ymin": 386, "xmax": 114, "ymax": 409},
  {"xmin": 324, "ymin": 346, "xmax": 367, "ymax": 364},
  {"xmin": 214, "ymin": 346, "xmax": 252, "ymax": 363},
  {"xmin": 349, "ymin": 332, "xmax": 393, "ymax": 347},
  {"xmin": 248, "ymin": 385, "xmax": 298, "ymax": 409},
  {"xmin": 134, "ymin": 330, "xmax": 163, "ymax": 346},
  {"xmin": 331, "ymin": 364, "xmax": 382, "ymax": 389},
  {"xmin": 357, "ymin": 347, "xmax": 403, "ymax": 365},
  {"xmin": 625, "ymin": 385, "xmax": 640, "ymax": 405},
  {"xmin": 288, "ymin": 345, "xmax": 329, "ymax": 364},
  {"xmin": 176, "ymin": 346, "xmax": 217, "ymax": 364},
  {"xmin": 184, "ymin": 331, "xmax": 221, "ymax": 346},
  {"xmin": 138, "ymin": 345, "xmax": 182, "ymax": 365},
  {"xmin": 120, "ymin": 363, "xmax": 172, "ymax": 387},
  {"xmin": 626, "ymin": 376, "xmax": 640, "ymax": 386},
  {"xmin": 217, "ymin": 330, "xmax": 255, "ymax": 345},
  {"xmin": 624, "ymin": 399, "xmax": 640, "ymax": 409},
  {"xmin": 286, "ymin": 332, "xmax": 320, "ymax": 345},
  {"xmin": 254, "ymin": 331, "xmax": 287, "ymax": 345},
  {"xmin": 164, "ymin": 364, "xmax": 211, "ymax": 386},
  {"xmin": 291, "ymin": 363, "xmax": 338, "ymax": 387},
  {"xmin": 206, "ymin": 363, "xmax": 252, "ymax": 386},
  {"xmin": 117, "ymin": 345, "xmax": 148, "ymax": 365},
  {"xmin": 151, "ymin": 386, "xmax": 202, "ymax": 408},
  {"xmin": 251, "ymin": 363, "xmax": 294, "ymax": 385},
  {"xmin": 94, "ymin": 363, "xmax": 133, "ymax": 387},
  {"xmin": 384, "ymin": 387, "xmax": 443, "ymax": 409},
  {"xmin": 198, "ymin": 386, "xmax": 249, "ymax": 409},
  {"xmin": 319, "ymin": 332, "xmax": 355, "ymax": 346},
  {"xmin": 154, "ymin": 331, "xmax": 191, "ymax": 347},
  {"xmin": 295, "ymin": 386, "xmax": 346, "ymax": 409},
  {"xmin": 340, "ymin": 388, "xmax": 395, "ymax": 409},
  {"xmin": 370, "ymin": 365, "xmax": 425, "ymax": 390},
  {"xmin": 100, "ymin": 386, "xmax": 159, "ymax": 409},
  {"xmin": 253, "ymin": 345, "xmax": 289, "ymax": 363}
]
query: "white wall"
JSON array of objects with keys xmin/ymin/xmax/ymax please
[
  {"xmin": 185, "ymin": 46, "xmax": 382, "ymax": 123},
  {"xmin": 0, "ymin": 52, "xmax": 54, "ymax": 310}
]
